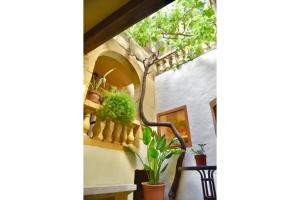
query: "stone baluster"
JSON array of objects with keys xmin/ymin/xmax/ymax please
[
  {"xmin": 156, "ymin": 62, "xmax": 161, "ymax": 73},
  {"xmin": 98, "ymin": 121, "xmax": 106, "ymax": 141},
  {"xmin": 174, "ymin": 52, "xmax": 180, "ymax": 64},
  {"xmin": 112, "ymin": 122, "xmax": 122, "ymax": 144},
  {"xmin": 162, "ymin": 59, "xmax": 167, "ymax": 71},
  {"xmin": 127, "ymin": 125, "xmax": 135, "ymax": 145},
  {"xmin": 103, "ymin": 120, "xmax": 114, "ymax": 142},
  {"xmin": 181, "ymin": 48, "xmax": 186, "ymax": 61},
  {"xmin": 155, "ymin": 62, "xmax": 159, "ymax": 71},
  {"xmin": 87, "ymin": 114, "xmax": 97, "ymax": 138},
  {"xmin": 158, "ymin": 61, "xmax": 165, "ymax": 74},
  {"xmin": 83, "ymin": 112, "xmax": 91, "ymax": 134},
  {"xmin": 92, "ymin": 120, "xmax": 104, "ymax": 141},
  {"xmin": 168, "ymin": 56, "xmax": 173, "ymax": 68},
  {"xmin": 120, "ymin": 125, "xmax": 128, "ymax": 145}
]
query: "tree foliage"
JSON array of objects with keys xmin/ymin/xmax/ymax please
[{"xmin": 127, "ymin": 0, "xmax": 216, "ymax": 63}]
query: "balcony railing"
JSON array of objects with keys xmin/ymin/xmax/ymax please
[{"xmin": 83, "ymin": 99, "xmax": 140, "ymax": 150}]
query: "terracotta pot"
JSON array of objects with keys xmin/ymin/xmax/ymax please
[
  {"xmin": 142, "ymin": 182, "xmax": 165, "ymax": 200},
  {"xmin": 87, "ymin": 90, "xmax": 101, "ymax": 104},
  {"xmin": 195, "ymin": 154, "xmax": 207, "ymax": 166}
]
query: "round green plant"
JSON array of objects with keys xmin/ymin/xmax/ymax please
[{"xmin": 97, "ymin": 89, "xmax": 136, "ymax": 125}]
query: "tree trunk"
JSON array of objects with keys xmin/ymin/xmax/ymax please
[{"xmin": 139, "ymin": 64, "xmax": 186, "ymax": 200}]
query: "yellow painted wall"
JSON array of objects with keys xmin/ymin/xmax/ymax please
[{"xmin": 84, "ymin": 146, "xmax": 138, "ymax": 186}]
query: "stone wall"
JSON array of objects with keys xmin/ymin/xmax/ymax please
[{"xmin": 155, "ymin": 50, "xmax": 217, "ymax": 200}]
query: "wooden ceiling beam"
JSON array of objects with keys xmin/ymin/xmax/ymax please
[{"xmin": 84, "ymin": 0, "xmax": 174, "ymax": 54}]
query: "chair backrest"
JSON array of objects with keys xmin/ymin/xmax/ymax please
[{"xmin": 133, "ymin": 170, "xmax": 149, "ymax": 200}]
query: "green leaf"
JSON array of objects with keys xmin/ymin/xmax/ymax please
[
  {"xmin": 103, "ymin": 68, "xmax": 115, "ymax": 78},
  {"xmin": 203, "ymin": 8, "xmax": 214, "ymax": 18},
  {"xmin": 165, "ymin": 151, "xmax": 173, "ymax": 159},
  {"xmin": 151, "ymin": 130, "xmax": 159, "ymax": 141},
  {"xmin": 147, "ymin": 138, "xmax": 155, "ymax": 163},
  {"xmin": 143, "ymin": 127, "xmax": 152, "ymax": 145},
  {"xmin": 160, "ymin": 163, "xmax": 169, "ymax": 174},
  {"xmin": 197, "ymin": 1, "xmax": 205, "ymax": 8},
  {"xmin": 159, "ymin": 45, "xmax": 166, "ymax": 53},
  {"xmin": 171, "ymin": 148, "xmax": 184, "ymax": 155},
  {"xmin": 143, "ymin": 164, "xmax": 152, "ymax": 171},
  {"xmin": 149, "ymin": 146, "xmax": 159, "ymax": 158},
  {"xmin": 156, "ymin": 135, "xmax": 167, "ymax": 150},
  {"xmin": 169, "ymin": 137, "xmax": 179, "ymax": 146},
  {"xmin": 191, "ymin": 148, "xmax": 199, "ymax": 155}
]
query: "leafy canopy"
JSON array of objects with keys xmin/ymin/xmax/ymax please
[{"xmin": 127, "ymin": 0, "xmax": 216, "ymax": 63}]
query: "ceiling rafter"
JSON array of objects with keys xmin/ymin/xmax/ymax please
[{"xmin": 84, "ymin": 0, "xmax": 174, "ymax": 54}]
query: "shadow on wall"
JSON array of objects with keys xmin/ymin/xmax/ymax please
[{"xmin": 124, "ymin": 150, "xmax": 138, "ymax": 168}]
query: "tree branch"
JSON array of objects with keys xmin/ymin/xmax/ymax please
[
  {"xmin": 127, "ymin": 51, "xmax": 143, "ymax": 63},
  {"xmin": 162, "ymin": 32, "xmax": 194, "ymax": 41},
  {"xmin": 182, "ymin": 6, "xmax": 196, "ymax": 18}
]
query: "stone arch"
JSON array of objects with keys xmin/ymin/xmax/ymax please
[
  {"xmin": 85, "ymin": 48, "xmax": 143, "ymax": 109},
  {"xmin": 94, "ymin": 50, "xmax": 141, "ymax": 101},
  {"xmin": 95, "ymin": 51, "xmax": 140, "ymax": 86}
]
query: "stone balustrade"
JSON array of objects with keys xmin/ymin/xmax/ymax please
[
  {"xmin": 155, "ymin": 51, "xmax": 183, "ymax": 74},
  {"xmin": 94, "ymin": 119, "xmax": 140, "ymax": 146},
  {"xmin": 84, "ymin": 114, "xmax": 140, "ymax": 148},
  {"xmin": 83, "ymin": 99, "xmax": 140, "ymax": 149},
  {"xmin": 155, "ymin": 46, "xmax": 216, "ymax": 75}
]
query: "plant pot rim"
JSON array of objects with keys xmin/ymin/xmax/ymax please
[
  {"xmin": 195, "ymin": 154, "xmax": 206, "ymax": 156},
  {"xmin": 88, "ymin": 90, "xmax": 101, "ymax": 94},
  {"xmin": 141, "ymin": 182, "xmax": 165, "ymax": 187}
]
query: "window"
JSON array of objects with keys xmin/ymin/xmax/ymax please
[
  {"xmin": 157, "ymin": 105, "xmax": 192, "ymax": 147},
  {"xmin": 210, "ymin": 98, "xmax": 217, "ymax": 134}
]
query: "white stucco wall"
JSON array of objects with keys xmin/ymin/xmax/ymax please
[{"xmin": 155, "ymin": 50, "xmax": 217, "ymax": 200}]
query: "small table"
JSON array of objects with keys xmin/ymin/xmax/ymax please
[{"xmin": 179, "ymin": 166, "xmax": 217, "ymax": 200}]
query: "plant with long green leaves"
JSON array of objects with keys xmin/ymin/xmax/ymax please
[
  {"xmin": 191, "ymin": 143, "xmax": 206, "ymax": 155},
  {"xmin": 130, "ymin": 126, "xmax": 185, "ymax": 185},
  {"xmin": 90, "ymin": 68, "xmax": 115, "ymax": 91}
]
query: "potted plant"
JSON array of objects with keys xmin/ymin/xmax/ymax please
[
  {"xmin": 127, "ymin": 126, "xmax": 184, "ymax": 200},
  {"xmin": 191, "ymin": 144, "xmax": 207, "ymax": 166},
  {"xmin": 86, "ymin": 68, "xmax": 115, "ymax": 104},
  {"xmin": 97, "ymin": 89, "xmax": 136, "ymax": 142}
]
